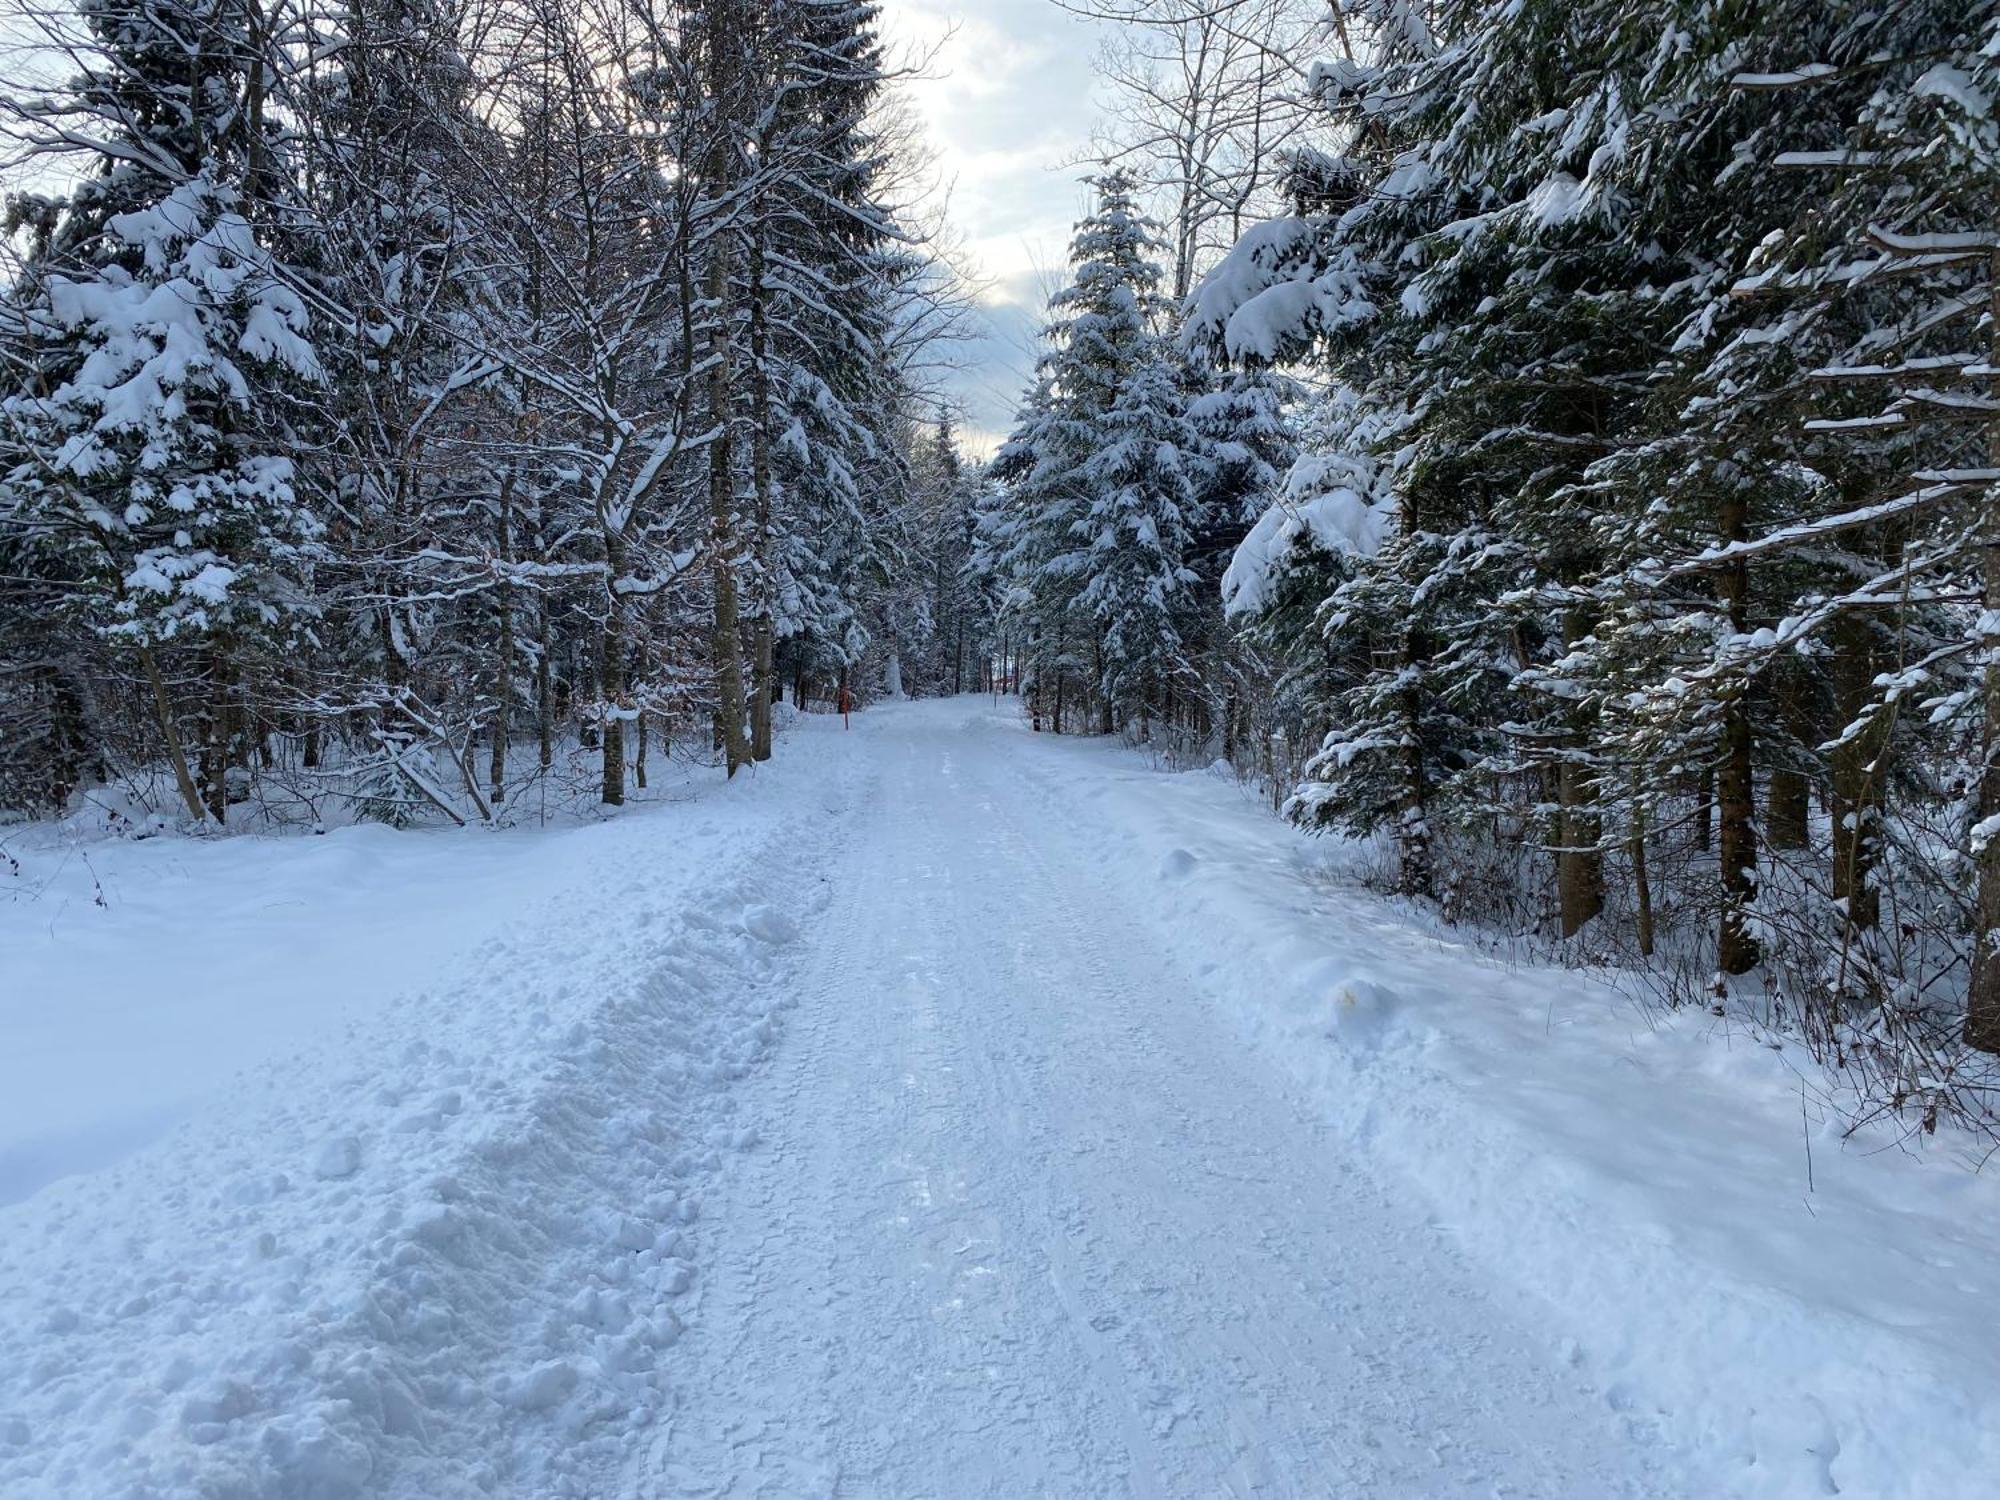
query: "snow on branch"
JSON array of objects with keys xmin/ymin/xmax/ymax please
[
  {"xmin": 1670, "ymin": 480, "xmax": 1971, "ymax": 573},
  {"xmin": 1802, "ymin": 413, "xmax": 1908, "ymax": 431},
  {"xmin": 1867, "ymin": 226, "xmax": 2000, "ymax": 256},
  {"xmin": 1729, "ymin": 64, "xmax": 1840, "ymax": 91},
  {"xmin": 1732, "ymin": 251, "xmax": 1984, "ymax": 297},
  {"xmin": 1807, "ymin": 353, "xmax": 1985, "ymax": 381}
]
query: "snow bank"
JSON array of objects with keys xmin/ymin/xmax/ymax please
[
  {"xmin": 0, "ymin": 720, "xmax": 871, "ymax": 1498},
  {"xmin": 1006, "ymin": 724, "xmax": 2000, "ymax": 1500},
  {"xmin": 1, "ymin": 809, "xmax": 668, "ymax": 1207}
]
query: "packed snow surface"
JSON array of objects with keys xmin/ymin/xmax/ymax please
[{"xmin": 3, "ymin": 700, "xmax": 1997, "ymax": 1498}]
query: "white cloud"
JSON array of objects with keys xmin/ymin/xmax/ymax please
[{"xmin": 880, "ymin": 0, "xmax": 1116, "ymax": 455}]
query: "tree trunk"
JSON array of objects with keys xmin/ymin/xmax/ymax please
[
  {"xmin": 380, "ymin": 603, "xmax": 409, "ymax": 743},
  {"xmin": 140, "ymin": 646, "xmax": 208, "ymax": 824},
  {"xmin": 201, "ymin": 653, "xmax": 230, "ymax": 824},
  {"xmin": 1766, "ymin": 665, "xmax": 1811, "ymax": 851},
  {"xmin": 1829, "ymin": 610, "xmax": 1886, "ymax": 934},
  {"xmin": 1557, "ymin": 754, "xmax": 1604, "ymax": 938},
  {"xmin": 1630, "ymin": 792, "xmax": 1655, "ymax": 959},
  {"xmin": 1716, "ymin": 488, "xmax": 1759, "ymax": 975},
  {"xmin": 1555, "ymin": 613, "xmax": 1604, "ymax": 939},
  {"xmin": 747, "ymin": 224, "xmax": 776, "ymax": 763},
  {"xmin": 1095, "ymin": 636, "xmax": 1113, "ymax": 734},
  {"xmin": 1766, "ymin": 769, "xmax": 1809, "ymax": 851},
  {"xmin": 491, "ymin": 470, "xmax": 515, "ymax": 807},
  {"xmin": 44, "ymin": 663, "xmax": 87, "ymax": 809},
  {"xmin": 600, "ymin": 542, "xmax": 628, "ymax": 808},
  {"xmin": 1717, "ymin": 700, "xmax": 1759, "ymax": 974},
  {"xmin": 1967, "ymin": 248, "xmax": 2000, "ymax": 1051},
  {"xmin": 1399, "ymin": 632, "xmax": 1433, "ymax": 900},
  {"xmin": 536, "ymin": 594, "xmax": 554, "ymax": 771},
  {"xmin": 704, "ymin": 236, "xmax": 750, "ymax": 775}
]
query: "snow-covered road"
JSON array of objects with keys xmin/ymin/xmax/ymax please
[
  {"xmin": 643, "ymin": 704, "xmax": 1662, "ymax": 1499},
  {"xmin": 8, "ymin": 698, "xmax": 1995, "ymax": 1499}
]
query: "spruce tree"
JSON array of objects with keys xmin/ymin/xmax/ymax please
[
  {"xmin": 0, "ymin": 0, "xmax": 321, "ymax": 824},
  {"xmin": 1077, "ymin": 355, "xmax": 1205, "ymax": 723},
  {"xmin": 992, "ymin": 171, "xmax": 1185, "ymax": 732}
]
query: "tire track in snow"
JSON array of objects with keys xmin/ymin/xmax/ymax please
[{"xmin": 637, "ymin": 703, "xmax": 1671, "ymax": 1498}]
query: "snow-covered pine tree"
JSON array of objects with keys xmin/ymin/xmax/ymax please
[
  {"xmin": 1077, "ymin": 353, "xmax": 1205, "ymax": 727},
  {"xmin": 1190, "ymin": 0, "xmax": 2000, "ymax": 1094},
  {"xmin": 989, "ymin": 371, "xmax": 1087, "ymax": 730},
  {"xmin": 993, "ymin": 171, "xmax": 1187, "ymax": 733},
  {"xmin": 1544, "ymin": 0, "xmax": 1922, "ymax": 983},
  {"xmin": 1183, "ymin": 361, "xmax": 1296, "ymax": 758},
  {"xmin": 740, "ymin": 0, "xmax": 914, "ymax": 749},
  {"xmin": 891, "ymin": 411, "xmax": 990, "ymax": 696},
  {"xmin": 1216, "ymin": 389, "xmax": 1387, "ymax": 772},
  {"xmin": 1187, "ymin": 366, "xmax": 1296, "ymax": 536},
  {"xmin": 1705, "ymin": 0, "xmax": 2000, "ymax": 1046},
  {"xmin": 1181, "ymin": 0, "xmax": 1494, "ymax": 898},
  {"xmin": 0, "ymin": 0, "xmax": 322, "ymax": 825}
]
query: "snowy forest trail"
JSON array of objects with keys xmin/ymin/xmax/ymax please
[
  {"xmin": 12, "ymin": 698, "xmax": 1979, "ymax": 1500},
  {"xmin": 642, "ymin": 701, "xmax": 1668, "ymax": 1499}
]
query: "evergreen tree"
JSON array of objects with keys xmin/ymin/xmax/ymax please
[
  {"xmin": 746, "ymin": 0, "xmax": 912, "ymax": 748},
  {"xmin": 1077, "ymin": 355, "xmax": 1205, "ymax": 722},
  {"xmin": 992, "ymin": 170, "xmax": 1191, "ymax": 731},
  {"xmin": 1, "ymin": 0, "xmax": 321, "ymax": 824}
]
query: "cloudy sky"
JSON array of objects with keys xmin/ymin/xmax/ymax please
[{"xmin": 879, "ymin": 0, "xmax": 1120, "ymax": 455}]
